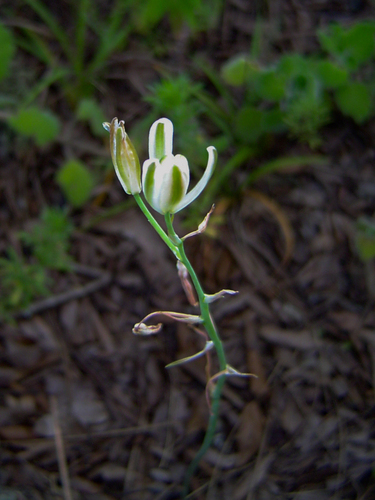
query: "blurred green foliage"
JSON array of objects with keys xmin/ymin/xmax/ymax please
[
  {"xmin": 8, "ymin": 106, "xmax": 61, "ymax": 147},
  {"xmin": 356, "ymin": 217, "xmax": 375, "ymax": 262},
  {"xmin": 0, "ymin": 248, "xmax": 50, "ymax": 319},
  {"xmin": 133, "ymin": 0, "xmax": 223, "ymax": 33},
  {"xmin": 8, "ymin": 0, "xmax": 223, "ymax": 105},
  {"xmin": 0, "ymin": 24, "xmax": 16, "ymax": 80},
  {"xmin": 56, "ymin": 159, "xmax": 95, "ymax": 208},
  {"xmin": 76, "ymin": 98, "xmax": 108, "ymax": 138},
  {"xmin": 317, "ymin": 21, "xmax": 375, "ymax": 71},
  {"xmin": 17, "ymin": 0, "xmax": 133, "ymax": 104},
  {"xmin": 19, "ymin": 207, "xmax": 74, "ymax": 271},
  {"xmin": 218, "ymin": 20, "xmax": 375, "ymax": 143},
  {"xmin": 0, "ymin": 208, "xmax": 74, "ymax": 321},
  {"xmin": 335, "ymin": 82, "xmax": 372, "ymax": 124},
  {"xmin": 143, "ymin": 75, "xmax": 207, "ymax": 172}
]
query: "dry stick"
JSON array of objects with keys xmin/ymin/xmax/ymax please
[
  {"xmin": 50, "ymin": 395, "xmax": 73, "ymax": 500},
  {"xmin": 0, "ymin": 421, "xmax": 177, "ymax": 448},
  {"xmin": 17, "ymin": 269, "xmax": 111, "ymax": 319}
]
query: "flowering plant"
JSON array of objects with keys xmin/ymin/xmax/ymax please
[{"xmin": 103, "ymin": 116, "xmax": 251, "ymax": 497}]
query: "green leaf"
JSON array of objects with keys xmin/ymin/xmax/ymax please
[
  {"xmin": 317, "ymin": 24, "xmax": 346, "ymax": 59},
  {"xmin": 133, "ymin": 0, "xmax": 171, "ymax": 31},
  {"xmin": 261, "ymin": 108, "xmax": 286, "ymax": 134},
  {"xmin": 56, "ymin": 159, "xmax": 95, "ymax": 207},
  {"xmin": 256, "ymin": 69, "xmax": 286, "ymax": 101},
  {"xmin": 278, "ymin": 54, "xmax": 311, "ymax": 79},
  {"xmin": 234, "ymin": 106, "xmax": 264, "ymax": 143},
  {"xmin": 316, "ymin": 60, "xmax": 348, "ymax": 89},
  {"xmin": 344, "ymin": 21, "xmax": 375, "ymax": 70},
  {"xmin": 0, "ymin": 24, "xmax": 16, "ymax": 81},
  {"xmin": 221, "ymin": 55, "xmax": 260, "ymax": 86},
  {"xmin": 133, "ymin": 0, "xmax": 220, "ymax": 33},
  {"xmin": 335, "ymin": 82, "xmax": 372, "ymax": 123},
  {"xmin": 283, "ymin": 92, "xmax": 331, "ymax": 148},
  {"xmin": 318, "ymin": 21, "xmax": 375, "ymax": 71},
  {"xmin": 8, "ymin": 107, "xmax": 60, "ymax": 146},
  {"xmin": 76, "ymin": 98, "xmax": 107, "ymax": 137},
  {"xmin": 278, "ymin": 54, "xmax": 320, "ymax": 101}
]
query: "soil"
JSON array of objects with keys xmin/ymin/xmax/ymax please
[{"xmin": 1, "ymin": 1, "xmax": 375, "ymax": 499}]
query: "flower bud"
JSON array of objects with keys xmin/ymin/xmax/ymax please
[{"xmin": 103, "ymin": 118, "xmax": 141, "ymax": 195}]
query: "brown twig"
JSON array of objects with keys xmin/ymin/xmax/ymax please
[
  {"xmin": 50, "ymin": 395, "xmax": 73, "ymax": 500},
  {"xmin": 16, "ymin": 267, "xmax": 111, "ymax": 319}
]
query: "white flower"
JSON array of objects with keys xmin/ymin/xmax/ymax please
[{"xmin": 142, "ymin": 118, "xmax": 217, "ymax": 214}]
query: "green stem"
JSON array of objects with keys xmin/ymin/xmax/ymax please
[
  {"xmin": 165, "ymin": 214, "xmax": 227, "ymax": 497},
  {"xmin": 133, "ymin": 194, "xmax": 181, "ymax": 260},
  {"xmin": 182, "ymin": 376, "xmax": 226, "ymax": 497},
  {"xmin": 131, "ymin": 199, "xmax": 228, "ymax": 495}
]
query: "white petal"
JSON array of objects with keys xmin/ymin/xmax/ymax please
[
  {"xmin": 173, "ymin": 154, "xmax": 190, "ymax": 186},
  {"xmin": 156, "ymin": 155, "xmax": 189, "ymax": 213},
  {"xmin": 148, "ymin": 118, "xmax": 173, "ymax": 160},
  {"xmin": 173, "ymin": 146, "xmax": 217, "ymax": 213}
]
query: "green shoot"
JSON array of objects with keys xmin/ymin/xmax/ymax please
[{"xmin": 0, "ymin": 23, "xmax": 16, "ymax": 81}]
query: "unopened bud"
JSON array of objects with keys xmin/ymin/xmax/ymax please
[{"xmin": 103, "ymin": 118, "xmax": 141, "ymax": 195}]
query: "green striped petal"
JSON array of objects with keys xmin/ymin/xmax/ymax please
[
  {"xmin": 143, "ymin": 159, "xmax": 157, "ymax": 208},
  {"xmin": 142, "ymin": 154, "xmax": 189, "ymax": 214},
  {"xmin": 148, "ymin": 118, "xmax": 173, "ymax": 160}
]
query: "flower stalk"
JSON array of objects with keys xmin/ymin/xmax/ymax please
[
  {"xmin": 103, "ymin": 116, "xmax": 248, "ymax": 498},
  {"xmin": 164, "ymin": 213, "xmax": 228, "ymax": 496}
]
